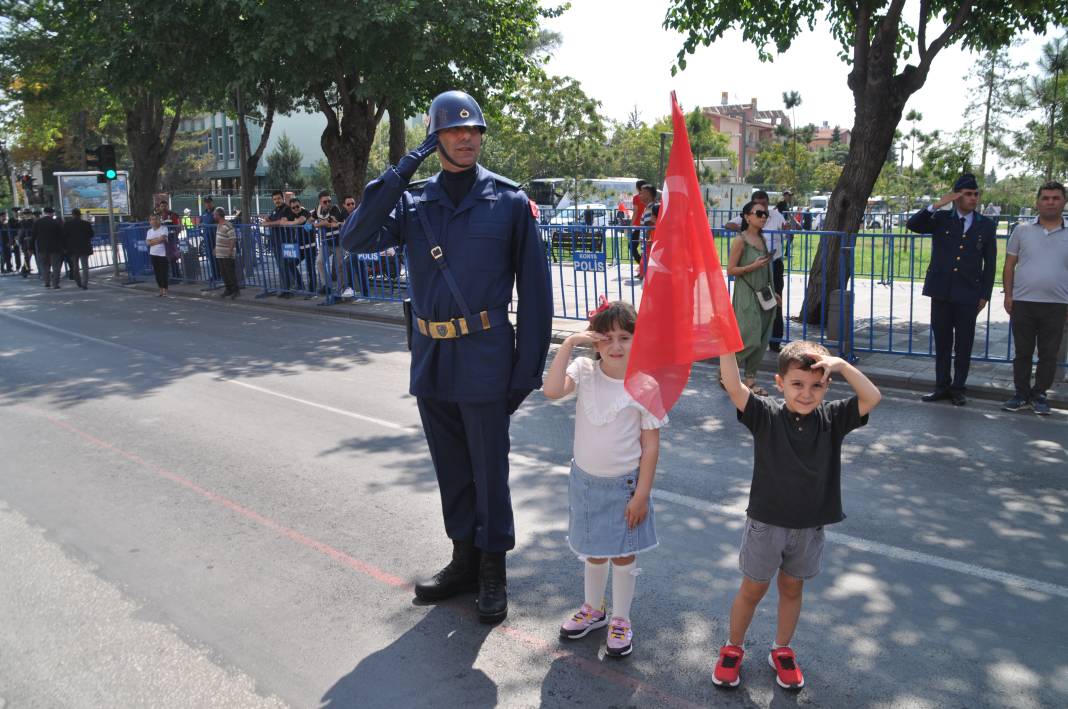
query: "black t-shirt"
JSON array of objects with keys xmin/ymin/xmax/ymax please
[
  {"xmin": 267, "ymin": 205, "xmax": 294, "ymax": 243},
  {"xmin": 738, "ymin": 394, "xmax": 868, "ymax": 528},
  {"xmin": 288, "ymin": 207, "xmax": 314, "ymax": 249}
]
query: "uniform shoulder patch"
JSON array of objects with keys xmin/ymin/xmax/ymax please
[{"xmin": 528, "ymin": 199, "xmax": 539, "ymax": 219}]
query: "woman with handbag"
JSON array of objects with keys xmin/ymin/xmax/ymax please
[{"xmin": 726, "ymin": 201, "xmax": 778, "ymax": 395}]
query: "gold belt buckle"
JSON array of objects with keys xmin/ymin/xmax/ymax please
[{"xmin": 428, "ymin": 319, "xmax": 458, "ymax": 339}]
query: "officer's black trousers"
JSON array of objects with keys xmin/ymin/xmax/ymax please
[
  {"xmin": 930, "ymin": 298, "xmax": 978, "ymax": 392},
  {"xmin": 417, "ymin": 397, "xmax": 514, "ymax": 553}
]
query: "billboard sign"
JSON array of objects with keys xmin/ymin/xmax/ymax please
[{"xmin": 54, "ymin": 171, "xmax": 132, "ymax": 216}]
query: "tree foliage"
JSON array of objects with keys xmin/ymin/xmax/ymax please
[
  {"xmin": 481, "ymin": 74, "xmax": 607, "ymax": 182},
  {"xmin": 265, "ymin": 134, "xmax": 306, "ymax": 192},
  {"xmin": 665, "ymin": 0, "xmax": 1068, "ymax": 323}
]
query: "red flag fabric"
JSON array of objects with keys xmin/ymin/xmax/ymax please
[{"xmin": 624, "ymin": 92, "xmax": 743, "ymax": 419}]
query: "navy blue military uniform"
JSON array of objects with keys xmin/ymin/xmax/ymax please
[
  {"xmin": 340, "ymin": 162, "xmax": 552, "ymax": 553},
  {"xmin": 906, "ymin": 206, "xmax": 997, "ymax": 394}
]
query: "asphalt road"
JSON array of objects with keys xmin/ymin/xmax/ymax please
[{"xmin": 1, "ymin": 274, "xmax": 1066, "ymax": 709}]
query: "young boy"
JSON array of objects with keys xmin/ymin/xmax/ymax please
[{"xmin": 713, "ymin": 341, "xmax": 882, "ymax": 691}]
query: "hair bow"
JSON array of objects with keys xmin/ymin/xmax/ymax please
[{"xmin": 587, "ymin": 295, "xmax": 610, "ymax": 320}]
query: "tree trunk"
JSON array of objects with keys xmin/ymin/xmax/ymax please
[
  {"xmin": 388, "ymin": 105, "xmax": 407, "ymax": 166},
  {"xmin": 236, "ymin": 83, "xmax": 276, "ymax": 221},
  {"xmin": 123, "ymin": 92, "xmax": 183, "ymax": 220},
  {"xmin": 798, "ymin": 0, "xmax": 931, "ymax": 324},
  {"xmin": 318, "ymin": 94, "xmax": 382, "ymax": 203}
]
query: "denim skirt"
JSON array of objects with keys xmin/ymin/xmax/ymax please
[{"xmin": 567, "ymin": 460, "xmax": 658, "ymax": 558}]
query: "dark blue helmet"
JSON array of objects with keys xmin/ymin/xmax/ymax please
[{"xmin": 426, "ymin": 90, "xmax": 486, "ymax": 135}]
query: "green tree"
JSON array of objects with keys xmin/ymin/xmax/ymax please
[
  {"xmin": 813, "ymin": 161, "xmax": 844, "ymax": 193},
  {"xmin": 265, "ymin": 134, "xmax": 306, "ymax": 192},
  {"xmin": 603, "ymin": 121, "xmax": 660, "ymax": 183},
  {"xmin": 0, "ymin": 0, "xmax": 224, "ymax": 217},
  {"xmin": 248, "ymin": 0, "xmax": 551, "ymax": 201},
  {"xmin": 480, "ymin": 74, "xmax": 607, "ymax": 184},
  {"xmin": 665, "ymin": 0, "xmax": 1068, "ymax": 322},
  {"xmin": 308, "ymin": 159, "xmax": 333, "ymax": 192},
  {"xmin": 965, "ymin": 45, "xmax": 1025, "ymax": 184},
  {"xmin": 1007, "ymin": 35, "xmax": 1068, "ymax": 181}
]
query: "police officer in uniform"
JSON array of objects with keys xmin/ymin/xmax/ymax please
[
  {"xmin": 906, "ymin": 173, "xmax": 997, "ymax": 406},
  {"xmin": 340, "ymin": 90, "xmax": 552, "ymax": 623}
]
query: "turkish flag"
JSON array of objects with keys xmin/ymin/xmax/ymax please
[{"xmin": 624, "ymin": 92, "xmax": 743, "ymax": 419}]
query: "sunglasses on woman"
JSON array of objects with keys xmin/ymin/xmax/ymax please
[{"xmin": 752, "ymin": 210, "xmax": 769, "ymax": 218}]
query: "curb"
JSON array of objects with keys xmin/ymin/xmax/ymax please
[{"xmin": 104, "ymin": 276, "xmax": 1066, "ymax": 411}]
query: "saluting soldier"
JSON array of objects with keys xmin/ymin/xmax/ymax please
[
  {"xmin": 906, "ymin": 173, "xmax": 997, "ymax": 406},
  {"xmin": 340, "ymin": 90, "xmax": 552, "ymax": 624}
]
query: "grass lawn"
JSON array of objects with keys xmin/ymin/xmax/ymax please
[{"xmin": 545, "ymin": 229, "xmax": 1011, "ymax": 288}]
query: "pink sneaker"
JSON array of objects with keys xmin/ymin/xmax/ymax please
[
  {"xmin": 605, "ymin": 617, "xmax": 633, "ymax": 657},
  {"xmin": 559, "ymin": 603, "xmax": 607, "ymax": 640}
]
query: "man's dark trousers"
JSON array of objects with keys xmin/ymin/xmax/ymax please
[
  {"xmin": 40, "ymin": 251, "xmax": 64, "ymax": 287},
  {"xmin": 931, "ymin": 298, "xmax": 978, "ymax": 393},
  {"xmin": 1011, "ymin": 300, "xmax": 1068, "ymax": 398},
  {"xmin": 416, "ymin": 398, "xmax": 514, "ymax": 553}
]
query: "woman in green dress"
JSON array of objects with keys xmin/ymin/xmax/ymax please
[{"xmin": 726, "ymin": 201, "xmax": 777, "ymax": 395}]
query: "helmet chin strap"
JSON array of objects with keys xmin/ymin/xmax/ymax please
[{"xmin": 437, "ymin": 143, "xmax": 468, "ymax": 169}]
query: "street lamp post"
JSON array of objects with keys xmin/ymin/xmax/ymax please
[{"xmin": 658, "ymin": 132, "xmax": 672, "ymax": 185}]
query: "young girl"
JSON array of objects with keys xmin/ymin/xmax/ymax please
[{"xmin": 542, "ymin": 299, "xmax": 666, "ymax": 657}]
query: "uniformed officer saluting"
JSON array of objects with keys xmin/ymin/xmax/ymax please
[
  {"xmin": 340, "ymin": 90, "xmax": 552, "ymax": 623},
  {"xmin": 906, "ymin": 173, "xmax": 997, "ymax": 406}
]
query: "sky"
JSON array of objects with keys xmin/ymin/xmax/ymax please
[{"xmin": 539, "ymin": 0, "xmax": 1064, "ymax": 176}]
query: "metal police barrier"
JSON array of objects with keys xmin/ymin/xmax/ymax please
[
  {"xmin": 254, "ymin": 223, "xmax": 324, "ymax": 299},
  {"xmin": 318, "ymin": 231, "xmax": 408, "ymax": 305},
  {"xmin": 119, "ymin": 222, "xmax": 152, "ymax": 283}
]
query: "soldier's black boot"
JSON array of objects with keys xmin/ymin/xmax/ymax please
[
  {"xmin": 414, "ymin": 539, "xmax": 480, "ymax": 602},
  {"xmin": 476, "ymin": 551, "xmax": 508, "ymax": 624}
]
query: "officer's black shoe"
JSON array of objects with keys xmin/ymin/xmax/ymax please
[
  {"xmin": 951, "ymin": 392, "xmax": 967, "ymax": 406},
  {"xmin": 476, "ymin": 551, "xmax": 508, "ymax": 624},
  {"xmin": 921, "ymin": 390, "xmax": 951, "ymax": 402},
  {"xmin": 414, "ymin": 539, "xmax": 480, "ymax": 602}
]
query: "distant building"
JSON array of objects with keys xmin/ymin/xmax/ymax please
[
  {"xmin": 702, "ymin": 93, "xmax": 790, "ymax": 179},
  {"xmin": 177, "ymin": 111, "xmax": 328, "ymax": 191},
  {"xmin": 808, "ymin": 121, "xmax": 851, "ymax": 149}
]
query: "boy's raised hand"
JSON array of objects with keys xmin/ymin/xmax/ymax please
[{"xmin": 808, "ymin": 354, "xmax": 847, "ymax": 384}]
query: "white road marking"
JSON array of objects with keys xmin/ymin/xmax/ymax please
[
  {"xmin": 7, "ymin": 306, "xmax": 1066, "ymax": 600},
  {"xmin": 225, "ymin": 379, "xmax": 411, "ymax": 432},
  {"xmin": 227, "ymin": 376, "xmax": 1068, "ymax": 600}
]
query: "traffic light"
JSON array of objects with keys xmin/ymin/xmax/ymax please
[
  {"xmin": 87, "ymin": 144, "xmax": 118, "ymax": 182},
  {"xmin": 99, "ymin": 144, "xmax": 117, "ymax": 180}
]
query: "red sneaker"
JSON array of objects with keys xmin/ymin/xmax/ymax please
[
  {"xmin": 712, "ymin": 644, "xmax": 744, "ymax": 688},
  {"xmin": 768, "ymin": 647, "xmax": 805, "ymax": 690}
]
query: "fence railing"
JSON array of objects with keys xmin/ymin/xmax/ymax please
[{"xmin": 13, "ymin": 218, "xmax": 1058, "ymax": 369}]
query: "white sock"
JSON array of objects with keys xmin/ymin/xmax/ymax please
[
  {"xmin": 583, "ymin": 561, "xmax": 610, "ymax": 610},
  {"xmin": 611, "ymin": 561, "xmax": 638, "ymax": 620}
]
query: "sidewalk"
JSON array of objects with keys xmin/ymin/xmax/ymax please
[{"xmin": 97, "ymin": 271, "xmax": 1067, "ymax": 410}]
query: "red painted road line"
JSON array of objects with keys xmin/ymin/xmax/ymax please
[{"xmin": 46, "ymin": 415, "xmax": 707, "ymax": 709}]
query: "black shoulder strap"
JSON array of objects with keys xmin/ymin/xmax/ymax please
[{"xmin": 412, "ymin": 200, "xmax": 474, "ymax": 319}]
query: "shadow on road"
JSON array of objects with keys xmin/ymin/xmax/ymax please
[{"xmin": 320, "ymin": 605, "xmax": 496, "ymax": 709}]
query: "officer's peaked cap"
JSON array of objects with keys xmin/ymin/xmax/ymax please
[{"xmin": 427, "ymin": 90, "xmax": 486, "ymax": 135}]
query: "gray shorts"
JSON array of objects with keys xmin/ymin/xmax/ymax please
[{"xmin": 738, "ymin": 517, "xmax": 825, "ymax": 583}]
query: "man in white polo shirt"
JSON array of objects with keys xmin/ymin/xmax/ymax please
[
  {"xmin": 1001, "ymin": 181, "xmax": 1068, "ymax": 416},
  {"xmin": 726, "ymin": 190, "xmax": 792, "ymax": 350}
]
